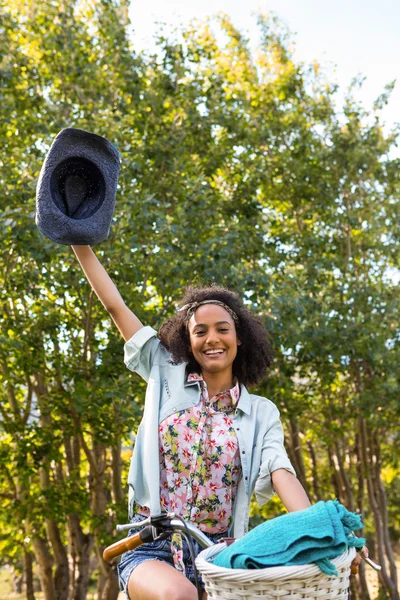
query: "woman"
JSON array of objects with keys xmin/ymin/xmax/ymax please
[{"xmin": 72, "ymin": 245, "xmax": 363, "ymax": 600}]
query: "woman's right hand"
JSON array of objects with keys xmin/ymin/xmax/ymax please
[{"xmin": 72, "ymin": 245, "xmax": 143, "ymax": 341}]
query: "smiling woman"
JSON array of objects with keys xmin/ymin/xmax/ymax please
[
  {"xmin": 72, "ymin": 247, "xmax": 311, "ymax": 600},
  {"xmin": 158, "ymin": 286, "xmax": 275, "ymax": 388}
]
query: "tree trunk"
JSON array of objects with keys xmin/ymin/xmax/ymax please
[
  {"xmin": 32, "ymin": 535, "xmax": 57, "ymax": 600},
  {"xmin": 354, "ymin": 432, "xmax": 370, "ymax": 600},
  {"xmin": 90, "ymin": 442, "xmax": 119, "ymax": 600},
  {"xmin": 111, "ymin": 437, "xmax": 123, "ymax": 505},
  {"xmin": 100, "ymin": 568, "xmax": 120, "ymax": 600},
  {"xmin": 327, "ymin": 446, "xmax": 343, "ymax": 502},
  {"xmin": 96, "ymin": 572, "xmax": 106, "ymax": 600},
  {"xmin": 359, "ymin": 416, "xmax": 399, "ymax": 599},
  {"xmin": 67, "ymin": 514, "xmax": 94, "ymax": 600},
  {"xmin": 335, "ymin": 441, "xmax": 354, "ymax": 510},
  {"xmin": 45, "ymin": 519, "xmax": 69, "ymax": 600},
  {"xmin": 287, "ymin": 418, "xmax": 310, "ymax": 496},
  {"xmin": 38, "ymin": 467, "xmax": 69, "ymax": 600},
  {"xmin": 306, "ymin": 440, "xmax": 321, "ymax": 501},
  {"xmin": 12, "ymin": 568, "xmax": 23, "ymax": 594},
  {"xmin": 371, "ymin": 429, "xmax": 399, "ymax": 598},
  {"xmin": 24, "ymin": 549, "xmax": 36, "ymax": 600},
  {"xmin": 357, "ymin": 562, "xmax": 371, "ymax": 600}
]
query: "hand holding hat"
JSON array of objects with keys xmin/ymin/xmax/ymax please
[{"xmin": 36, "ymin": 128, "xmax": 120, "ymax": 245}]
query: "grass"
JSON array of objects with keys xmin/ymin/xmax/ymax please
[
  {"xmin": 0, "ymin": 566, "xmax": 42, "ymax": 600},
  {"xmin": 0, "ymin": 568, "xmax": 125, "ymax": 600}
]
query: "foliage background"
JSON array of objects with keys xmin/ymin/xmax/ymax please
[{"xmin": 0, "ymin": 0, "xmax": 399, "ymax": 599}]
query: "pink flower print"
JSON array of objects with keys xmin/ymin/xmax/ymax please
[
  {"xmin": 218, "ymin": 508, "xmax": 227, "ymax": 521},
  {"xmin": 224, "ymin": 491, "xmax": 231, "ymax": 503},
  {"xmin": 170, "ymin": 497, "xmax": 183, "ymax": 513},
  {"xmin": 209, "ymin": 482, "xmax": 218, "ymax": 493},
  {"xmin": 187, "ymin": 373, "xmax": 202, "ymax": 382},
  {"xmin": 173, "ymin": 415, "xmax": 183, "ymax": 426},
  {"xmin": 160, "ymin": 496, "xmax": 169, "ymax": 509},
  {"xmin": 223, "ymin": 416, "xmax": 233, "ymax": 426},
  {"xmin": 196, "ymin": 509, "xmax": 209, "ymax": 523},
  {"xmin": 164, "ymin": 456, "xmax": 174, "ymax": 470},
  {"xmin": 214, "ymin": 459, "xmax": 223, "ymax": 470},
  {"xmin": 184, "ymin": 431, "xmax": 193, "ymax": 443},
  {"xmin": 218, "ymin": 429, "xmax": 225, "ymax": 437},
  {"xmin": 173, "ymin": 549, "xmax": 184, "ymax": 570},
  {"xmin": 226, "ymin": 439, "xmax": 235, "ymax": 451},
  {"xmin": 182, "ymin": 447, "xmax": 191, "ymax": 461},
  {"xmin": 174, "ymin": 476, "xmax": 185, "ymax": 491}
]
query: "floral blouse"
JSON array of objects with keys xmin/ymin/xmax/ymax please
[{"xmin": 139, "ymin": 373, "xmax": 242, "ymax": 573}]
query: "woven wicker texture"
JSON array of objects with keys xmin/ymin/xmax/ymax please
[{"xmin": 196, "ymin": 543, "xmax": 356, "ymax": 600}]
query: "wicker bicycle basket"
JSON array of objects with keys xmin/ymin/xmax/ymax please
[{"xmin": 195, "ymin": 543, "xmax": 356, "ymax": 600}]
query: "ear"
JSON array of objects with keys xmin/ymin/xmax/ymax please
[{"xmin": 237, "ymin": 338, "xmax": 242, "ymax": 346}]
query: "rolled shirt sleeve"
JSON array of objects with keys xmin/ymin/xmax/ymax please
[
  {"xmin": 124, "ymin": 326, "xmax": 161, "ymax": 382},
  {"xmin": 254, "ymin": 405, "xmax": 296, "ymax": 506}
]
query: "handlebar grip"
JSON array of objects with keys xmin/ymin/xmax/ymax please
[{"xmin": 103, "ymin": 532, "xmax": 144, "ymax": 562}]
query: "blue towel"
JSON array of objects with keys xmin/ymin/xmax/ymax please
[{"xmin": 213, "ymin": 500, "xmax": 365, "ymax": 575}]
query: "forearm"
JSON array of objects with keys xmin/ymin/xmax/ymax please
[
  {"xmin": 72, "ymin": 245, "xmax": 123, "ymax": 312},
  {"xmin": 71, "ymin": 245, "xmax": 143, "ymax": 340},
  {"xmin": 271, "ymin": 469, "xmax": 311, "ymax": 512}
]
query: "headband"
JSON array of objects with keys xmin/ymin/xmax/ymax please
[{"xmin": 178, "ymin": 300, "xmax": 239, "ymax": 325}]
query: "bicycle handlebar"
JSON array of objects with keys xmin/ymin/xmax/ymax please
[
  {"xmin": 103, "ymin": 516, "xmax": 214, "ymax": 563},
  {"xmin": 104, "ymin": 516, "xmax": 382, "ymax": 574},
  {"xmin": 116, "ymin": 517, "xmax": 152, "ymax": 532},
  {"xmin": 103, "ymin": 526, "xmax": 155, "ymax": 562},
  {"xmin": 115, "ymin": 516, "xmax": 214, "ymax": 548}
]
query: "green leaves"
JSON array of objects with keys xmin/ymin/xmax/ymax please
[{"xmin": 1, "ymin": 0, "xmax": 399, "ymax": 590}]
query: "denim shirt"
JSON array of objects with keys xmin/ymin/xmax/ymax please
[{"xmin": 124, "ymin": 326, "xmax": 296, "ymax": 539}]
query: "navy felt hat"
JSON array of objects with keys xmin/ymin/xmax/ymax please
[{"xmin": 36, "ymin": 128, "xmax": 120, "ymax": 245}]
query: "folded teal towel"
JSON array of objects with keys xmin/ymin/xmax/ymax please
[{"xmin": 213, "ymin": 500, "xmax": 365, "ymax": 575}]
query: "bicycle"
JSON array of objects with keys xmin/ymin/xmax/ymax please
[{"xmin": 103, "ymin": 512, "xmax": 381, "ymax": 600}]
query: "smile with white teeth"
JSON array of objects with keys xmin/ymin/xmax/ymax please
[{"xmin": 204, "ymin": 349, "xmax": 225, "ymax": 355}]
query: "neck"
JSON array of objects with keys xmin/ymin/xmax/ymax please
[{"xmin": 201, "ymin": 369, "xmax": 234, "ymax": 399}]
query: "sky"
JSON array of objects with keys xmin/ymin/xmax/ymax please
[{"xmin": 129, "ymin": 0, "xmax": 400, "ymax": 132}]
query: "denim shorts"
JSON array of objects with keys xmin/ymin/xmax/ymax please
[{"xmin": 117, "ymin": 514, "xmax": 228, "ymax": 598}]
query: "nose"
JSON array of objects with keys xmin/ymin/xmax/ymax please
[{"xmin": 206, "ymin": 328, "xmax": 220, "ymax": 344}]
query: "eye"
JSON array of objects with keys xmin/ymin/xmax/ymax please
[{"xmin": 219, "ymin": 328, "xmax": 229, "ymax": 332}]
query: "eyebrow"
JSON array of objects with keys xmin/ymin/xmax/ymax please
[{"xmin": 192, "ymin": 321, "xmax": 232, "ymax": 329}]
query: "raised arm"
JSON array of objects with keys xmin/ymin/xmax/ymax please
[{"xmin": 72, "ymin": 245, "xmax": 143, "ymax": 341}]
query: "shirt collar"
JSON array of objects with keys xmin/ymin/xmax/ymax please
[
  {"xmin": 237, "ymin": 384, "xmax": 251, "ymax": 415},
  {"xmin": 184, "ymin": 371, "xmax": 202, "ymax": 387},
  {"xmin": 185, "ymin": 372, "xmax": 242, "ymax": 406}
]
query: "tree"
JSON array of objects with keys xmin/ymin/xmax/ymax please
[{"xmin": 1, "ymin": 2, "xmax": 399, "ymax": 598}]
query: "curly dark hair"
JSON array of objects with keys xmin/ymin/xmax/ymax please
[{"xmin": 158, "ymin": 285, "xmax": 273, "ymax": 387}]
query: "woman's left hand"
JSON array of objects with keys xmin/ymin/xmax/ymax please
[{"xmin": 351, "ymin": 546, "xmax": 369, "ymax": 575}]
